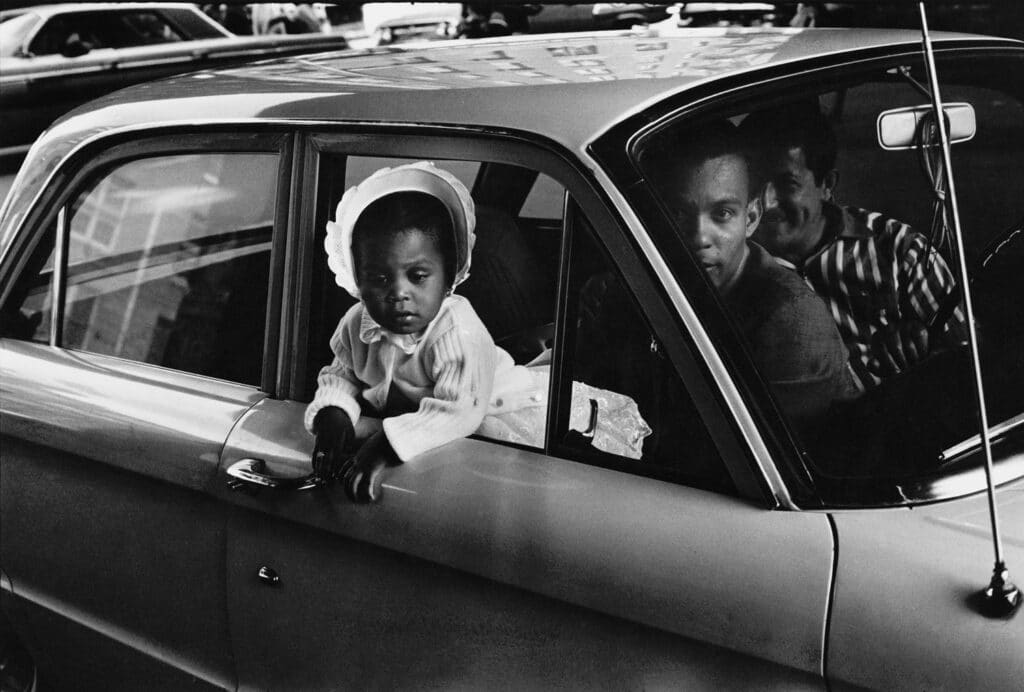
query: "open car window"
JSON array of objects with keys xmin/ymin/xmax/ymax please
[
  {"xmin": 303, "ymin": 147, "xmax": 734, "ymax": 491},
  {"xmin": 632, "ymin": 53, "xmax": 1024, "ymax": 502},
  {"xmin": 304, "ymin": 153, "xmax": 564, "ymax": 451}
]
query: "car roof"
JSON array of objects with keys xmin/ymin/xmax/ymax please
[
  {"xmin": 37, "ymin": 28, "xmax": 1018, "ymax": 158},
  {"xmin": 1, "ymin": 3, "xmax": 202, "ymax": 18}
]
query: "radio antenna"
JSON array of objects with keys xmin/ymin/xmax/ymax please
[{"xmin": 916, "ymin": 1, "xmax": 1019, "ymax": 617}]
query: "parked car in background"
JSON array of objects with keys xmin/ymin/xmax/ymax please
[
  {"xmin": 1, "ymin": 11, "xmax": 1022, "ymax": 691},
  {"xmin": 0, "ymin": 2, "xmax": 348, "ymax": 158},
  {"xmin": 670, "ymin": 2, "xmax": 780, "ymax": 26},
  {"xmin": 524, "ymin": 3, "xmax": 672, "ymax": 33},
  {"xmin": 360, "ymin": 2, "xmax": 463, "ymax": 44}
]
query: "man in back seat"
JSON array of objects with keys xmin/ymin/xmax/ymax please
[
  {"xmin": 740, "ymin": 105, "xmax": 967, "ymax": 390},
  {"xmin": 650, "ymin": 120, "xmax": 857, "ymax": 430}
]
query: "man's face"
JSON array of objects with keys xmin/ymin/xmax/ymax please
[
  {"xmin": 756, "ymin": 145, "xmax": 832, "ymax": 257},
  {"xmin": 671, "ymin": 154, "xmax": 760, "ymax": 290}
]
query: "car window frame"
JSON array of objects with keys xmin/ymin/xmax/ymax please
[
  {"xmin": 290, "ymin": 126, "xmax": 773, "ymax": 504},
  {"xmin": 0, "ymin": 129, "xmax": 294, "ymax": 394}
]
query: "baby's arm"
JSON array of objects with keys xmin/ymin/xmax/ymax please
[
  {"xmin": 305, "ymin": 310, "xmax": 364, "ymax": 481},
  {"xmin": 341, "ymin": 326, "xmax": 494, "ymax": 502},
  {"xmin": 304, "ymin": 322, "xmax": 363, "ymax": 433},
  {"xmin": 383, "ymin": 324, "xmax": 497, "ymax": 462}
]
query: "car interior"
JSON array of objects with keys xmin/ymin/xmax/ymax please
[
  {"xmin": 632, "ymin": 57, "xmax": 1024, "ymax": 488},
  {"xmin": 819, "ymin": 60, "xmax": 1024, "ymax": 480}
]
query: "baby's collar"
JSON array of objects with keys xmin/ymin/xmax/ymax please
[
  {"xmin": 358, "ymin": 312, "xmax": 420, "ymax": 354},
  {"xmin": 358, "ymin": 306, "xmax": 449, "ymax": 355}
]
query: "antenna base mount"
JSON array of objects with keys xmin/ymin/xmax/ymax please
[{"xmin": 978, "ymin": 562, "xmax": 1021, "ymax": 618}]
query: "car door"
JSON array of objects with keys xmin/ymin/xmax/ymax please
[
  {"xmin": 219, "ymin": 131, "xmax": 835, "ymax": 689},
  {"xmin": 0, "ymin": 133, "xmax": 292, "ymax": 689}
]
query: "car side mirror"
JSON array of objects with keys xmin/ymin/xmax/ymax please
[
  {"xmin": 876, "ymin": 103, "xmax": 976, "ymax": 150},
  {"xmin": 61, "ymin": 36, "xmax": 91, "ymax": 58}
]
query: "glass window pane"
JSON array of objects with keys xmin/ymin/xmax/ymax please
[
  {"xmin": 62, "ymin": 152, "xmax": 278, "ymax": 385},
  {"xmin": 520, "ymin": 173, "xmax": 563, "ymax": 219},
  {"xmin": 0, "ymin": 225, "xmax": 54, "ymax": 343},
  {"xmin": 563, "ymin": 209, "xmax": 732, "ymax": 490}
]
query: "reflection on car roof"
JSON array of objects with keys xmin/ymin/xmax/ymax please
[
  {"xmin": 44, "ymin": 28, "xmax": 1007, "ymax": 165},
  {"xmin": 69, "ymin": 28, "xmax": 998, "ymax": 148}
]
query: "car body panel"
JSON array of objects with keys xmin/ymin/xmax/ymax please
[
  {"xmin": 829, "ymin": 473, "xmax": 1024, "ymax": 690},
  {"xmin": 0, "ymin": 340, "xmax": 260, "ymax": 688},
  {"xmin": 0, "ymin": 340, "xmax": 263, "ymax": 488},
  {"xmin": 220, "ymin": 397, "xmax": 835, "ymax": 687}
]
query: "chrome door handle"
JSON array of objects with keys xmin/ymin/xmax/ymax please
[{"xmin": 226, "ymin": 458, "xmax": 320, "ymax": 491}]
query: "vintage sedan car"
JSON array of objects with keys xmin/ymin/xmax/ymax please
[
  {"xmin": 0, "ymin": 2, "xmax": 348, "ymax": 158},
  {"xmin": 1, "ymin": 17, "xmax": 1022, "ymax": 692}
]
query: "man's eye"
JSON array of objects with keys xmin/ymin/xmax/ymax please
[{"xmin": 712, "ymin": 208, "xmax": 735, "ymax": 222}]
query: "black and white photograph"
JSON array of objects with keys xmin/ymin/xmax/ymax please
[{"xmin": 0, "ymin": 2, "xmax": 1021, "ymax": 690}]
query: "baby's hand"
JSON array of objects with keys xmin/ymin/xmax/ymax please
[
  {"xmin": 311, "ymin": 407, "xmax": 355, "ymax": 484},
  {"xmin": 340, "ymin": 431, "xmax": 401, "ymax": 503}
]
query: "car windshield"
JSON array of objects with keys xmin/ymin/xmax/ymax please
[
  {"xmin": 633, "ymin": 53, "xmax": 1024, "ymax": 503},
  {"xmin": 0, "ymin": 12, "xmax": 40, "ymax": 57}
]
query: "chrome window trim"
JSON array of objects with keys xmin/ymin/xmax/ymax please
[
  {"xmin": 50, "ymin": 205, "xmax": 66, "ymax": 347},
  {"xmin": 942, "ymin": 413, "xmax": 1024, "ymax": 463}
]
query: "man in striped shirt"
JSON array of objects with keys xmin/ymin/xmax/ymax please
[{"xmin": 741, "ymin": 106, "xmax": 967, "ymax": 390}]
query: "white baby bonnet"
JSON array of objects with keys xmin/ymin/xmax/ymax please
[{"xmin": 325, "ymin": 161, "xmax": 477, "ymax": 298}]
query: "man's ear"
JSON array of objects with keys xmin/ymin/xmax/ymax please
[
  {"xmin": 745, "ymin": 195, "xmax": 762, "ymax": 239},
  {"xmin": 822, "ymin": 169, "xmax": 839, "ymax": 202}
]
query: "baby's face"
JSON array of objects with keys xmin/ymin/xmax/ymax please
[{"xmin": 355, "ymin": 227, "xmax": 448, "ymax": 335}]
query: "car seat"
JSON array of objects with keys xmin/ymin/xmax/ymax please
[{"xmin": 458, "ymin": 204, "xmax": 552, "ymax": 363}]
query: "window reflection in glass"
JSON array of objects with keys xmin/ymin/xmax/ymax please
[{"xmin": 61, "ymin": 153, "xmax": 278, "ymax": 385}]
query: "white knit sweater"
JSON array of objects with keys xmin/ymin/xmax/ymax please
[{"xmin": 304, "ymin": 295, "xmax": 539, "ymax": 462}]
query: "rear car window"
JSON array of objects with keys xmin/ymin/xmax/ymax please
[{"xmin": 4, "ymin": 152, "xmax": 279, "ymax": 386}]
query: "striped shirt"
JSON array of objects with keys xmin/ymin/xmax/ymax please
[{"xmin": 775, "ymin": 203, "xmax": 966, "ymax": 390}]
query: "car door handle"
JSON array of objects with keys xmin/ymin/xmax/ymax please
[{"xmin": 226, "ymin": 458, "xmax": 319, "ymax": 491}]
